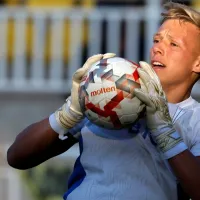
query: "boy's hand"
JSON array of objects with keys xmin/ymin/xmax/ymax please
[{"xmin": 134, "ymin": 61, "xmax": 187, "ymax": 159}]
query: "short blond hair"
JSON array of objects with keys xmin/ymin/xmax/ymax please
[{"xmin": 161, "ymin": 2, "xmax": 200, "ymax": 29}]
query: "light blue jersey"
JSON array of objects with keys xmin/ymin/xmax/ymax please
[{"xmin": 64, "ymin": 96, "xmax": 200, "ymax": 200}]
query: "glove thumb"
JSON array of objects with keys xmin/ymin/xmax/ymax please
[
  {"xmin": 73, "ymin": 54, "xmax": 104, "ymax": 82},
  {"xmin": 134, "ymin": 88, "xmax": 153, "ymax": 107}
]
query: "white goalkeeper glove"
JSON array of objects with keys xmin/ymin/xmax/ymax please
[
  {"xmin": 134, "ymin": 61, "xmax": 187, "ymax": 159},
  {"xmin": 49, "ymin": 53, "xmax": 116, "ymax": 140}
]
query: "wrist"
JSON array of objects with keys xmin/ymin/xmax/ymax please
[
  {"xmin": 49, "ymin": 98, "xmax": 83, "ymax": 140},
  {"xmin": 154, "ymin": 129, "xmax": 188, "ymax": 159},
  {"xmin": 49, "ymin": 112, "xmax": 67, "ymax": 134},
  {"xmin": 163, "ymin": 142, "xmax": 188, "ymax": 159}
]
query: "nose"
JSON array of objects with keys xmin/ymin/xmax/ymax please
[{"xmin": 151, "ymin": 42, "xmax": 165, "ymax": 56}]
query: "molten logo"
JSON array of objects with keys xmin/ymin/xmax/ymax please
[{"xmin": 91, "ymin": 86, "xmax": 116, "ymax": 96}]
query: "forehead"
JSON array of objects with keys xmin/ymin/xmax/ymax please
[
  {"xmin": 156, "ymin": 19, "xmax": 200, "ymax": 48},
  {"xmin": 157, "ymin": 20, "xmax": 185, "ymax": 36}
]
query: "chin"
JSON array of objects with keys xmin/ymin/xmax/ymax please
[
  {"xmin": 156, "ymin": 73, "xmax": 164, "ymax": 83},
  {"xmin": 152, "ymin": 68, "xmax": 168, "ymax": 84}
]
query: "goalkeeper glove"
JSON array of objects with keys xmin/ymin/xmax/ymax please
[
  {"xmin": 134, "ymin": 61, "xmax": 187, "ymax": 159},
  {"xmin": 49, "ymin": 53, "xmax": 116, "ymax": 140}
]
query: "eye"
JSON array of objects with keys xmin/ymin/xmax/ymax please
[
  {"xmin": 153, "ymin": 39, "xmax": 159, "ymax": 43},
  {"xmin": 170, "ymin": 42, "xmax": 178, "ymax": 47}
]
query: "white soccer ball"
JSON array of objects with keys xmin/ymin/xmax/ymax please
[{"xmin": 79, "ymin": 57, "xmax": 145, "ymax": 129}]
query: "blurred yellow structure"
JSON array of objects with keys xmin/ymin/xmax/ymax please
[
  {"xmin": 6, "ymin": 0, "xmax": 94, "ymax": 7},
  {"xmin": 5, "ymin": 0, "xmax": 95, "ymax": 63},
  {"xmin": 192, "ymin": 0, "xmax": 200, "ymax": 9}
]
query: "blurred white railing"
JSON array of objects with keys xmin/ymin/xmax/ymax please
[
  {"xmin": 0, "ymin": 145, "xmax": 22, "ymax": 200},
  {"xmin": 0, "ymin": 6, "xmax": 199, "ymax": 98},
  {"xmin": 0, "ymin": 167, "xmax": 22, "ymax": 200},
  {"xmin": 0, "ymin": 6, "xmax": 161, "ymax": 93}
]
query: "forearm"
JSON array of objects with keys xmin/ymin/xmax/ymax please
[
  {"xmin": 7, "ymin": 118, "xmax": 76, "ymax": 170},
  {"xmin": 168, "ymin": 150, "xmax": 200, "ymax": 200}
]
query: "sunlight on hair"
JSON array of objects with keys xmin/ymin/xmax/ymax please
[{"xmin": 162, "ymin": 2, "xmax": 200, "ymax": 29}]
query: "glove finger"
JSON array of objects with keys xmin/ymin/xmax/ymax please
[
  {"xmin": 139, "ymin": 61, "xmax": 156, "ymax": 79},
  {"xmin": 139, "ymin": 77, "xmax": 148, "ymax": 92},
  {"xmin": 139, "ymin": 61, "xmax": 163, "ymax": 91},
  {"xmin": 137, "ymin": 68, "xmax": 161, "ymax": 96},
  {"xmin": 73, "ymin": 67, "xmax": 88, "ymax": 82},
  {"xmin": 134, "ymin": 88, "xmax": 153, "ymax": 107},
  {"xmin": 139, "ymin": 67, "xmax": 166, "ymax": 98},
  {"xmin": 102, "ymin": 53, "xmax": 116, "ymax": 59},
  {"xmin": 82, "ymin": 54, "xmax": 103, "ymax": 69},
  {"xmin": 74, "ymin": 53, "xmax": 115, "ymax": 81},
  {"xmin": 138, "ymin": 103, "xmax": 146, "ymax": 113},
  {"xmin": 137, "ymin": 68, "xmax": 151, "ymax": 87},
  {"xmin": 74, "ymin": 54, "xmax": 104, "ymax": 81}
]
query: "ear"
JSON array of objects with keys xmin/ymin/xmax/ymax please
[{"xmin": 192, "ymin": 55, "xmax": 200, "ymax": 73}]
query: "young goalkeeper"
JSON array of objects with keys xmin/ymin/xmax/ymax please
[{"xmin": 7, "ymin": 2, "xmax": 200, "ymax": 200}]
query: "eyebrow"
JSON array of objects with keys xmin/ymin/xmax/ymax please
[
  {"xmin": 153, "ymin": 33, "xmax": 175, "ymax": 39},
  {"xmin": 153, "ymin": 33, "xmax": 162, "ymax": 38},
  {"xmin": 153, "ymin": 33, "xmax": 185, "ymax": 45}
]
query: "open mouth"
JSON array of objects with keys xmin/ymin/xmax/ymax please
[{"xmin": 152, "ymin": 61, "xmax": 166, "ymax": 68}]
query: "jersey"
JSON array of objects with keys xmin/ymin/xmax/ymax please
[{"xmin": 63, "ymin": 96, "xmax": 200, "ymax": 200}]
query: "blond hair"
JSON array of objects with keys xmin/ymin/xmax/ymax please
[{"xmin": 161, "ymin": 2, "xmax": 200, "ymax": 29}]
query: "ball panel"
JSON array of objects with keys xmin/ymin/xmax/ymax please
[
  {"xmin": 86, "ymin": 83, "xmax": 105, "ymax": 104},
  {"xmin": 101, "ymin": 80, "xmax": 117, "ymax": 100},
  {"xmin": 92, "ymin": 65, "xmax": 112, "ymax": 83},
  {"xmin": 79, "ymin": 57, "xmax": 144, "ymax": 129}
]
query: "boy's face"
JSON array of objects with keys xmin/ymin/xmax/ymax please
[{"xmin": 150, "ymin": 19, "xmax": 200, "ymax": 88}]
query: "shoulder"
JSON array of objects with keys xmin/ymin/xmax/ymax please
[
  {"xmin": 190, "ymin": 99, "xmax": 200, "ymax": 116},
  {"xmin": 183, "ymin": 99, "xmax": 200, "ymax": 142},
  {"xmin": 185, "ymin": 100, "xmax": 200, "ymax": 155},
  {"xmin": 179, "ymin": 98, "xmax": 200, "ymax": 122},
  {"xmin": 185, "ymin": 99, "xmax": 200, "ymax": 127},
  {"xmin": 173, "ymin": 98, "xmax": 200, "ymax": 140}
]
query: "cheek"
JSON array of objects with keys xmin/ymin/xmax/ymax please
[
  {"xmin": 167, "ymin": 51, "xmax": 187, "ymax": 67},
  {"xmin": 150, "ymin": 48, "xmax": 154, "ymax": 57},
  {"xmin": 167, "ymin": 61, "xmax": 191, "ymax": 80}
]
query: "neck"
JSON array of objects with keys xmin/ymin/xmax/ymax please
[{"xmin": 162, "ymin": 83, "xmax": 193, "ymax": 104}]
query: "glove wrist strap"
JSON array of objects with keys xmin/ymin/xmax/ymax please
[
  {"xmin": 49, "ymin": 98, "xmax": 83, "ymax": 140},
  {"xmin": 154, "ymin": 130, "xmax": 188, "ymax": 159}
]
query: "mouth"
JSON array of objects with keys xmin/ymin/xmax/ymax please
[{"xmin": 151, "ymin": 61, "xmax": 166, "ymax": 69}]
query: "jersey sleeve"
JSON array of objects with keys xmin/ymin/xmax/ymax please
[{"xmin": 190, "ymin": 121, "xmax": 200, "ymax": 157}]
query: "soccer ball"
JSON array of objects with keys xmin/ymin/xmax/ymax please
[{"xmin": 78, "ymin": 57, "xmax": 145, "ymax": 129}]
